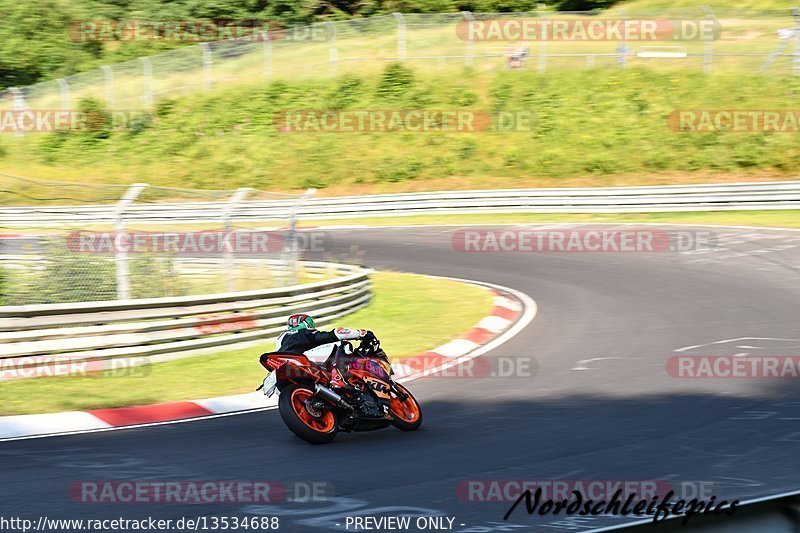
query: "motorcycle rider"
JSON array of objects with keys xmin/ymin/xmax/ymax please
[{"xmin": 277, "ymin": 313, "xmax": 375, "ymax": 387}]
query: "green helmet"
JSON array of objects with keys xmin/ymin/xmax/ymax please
[{"xmin": 287, "ymin": 313, "xmax": 315, "ymax": 331}]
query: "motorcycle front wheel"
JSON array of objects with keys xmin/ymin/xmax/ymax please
[
  {"xmin": 389, "ymin": 383, "xmax": 423, "ymax": 431},
  {"xmin": 278, "ymin": 384, "xmax": 339, "ymax": 444}
]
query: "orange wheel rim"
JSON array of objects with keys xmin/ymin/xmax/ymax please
[
  {"xmin": 291, "ymin": 388, "xmax": 335, "ymax": 432},
  {"xmin": 390, "ymin": 394, "xmax": 420, "ymax": 423}
]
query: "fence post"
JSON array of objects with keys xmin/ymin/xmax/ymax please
[
  {"xmin": 327, "ymin": 22, "xmax": 338, "ymax": 75},
  {"xmin": 10, "ymin": 87, "xmax": 27, "ymax": 138},
  {"xmin": 794, "ymin": 8, "xmax": 800, "ymax": 75},
  {"xmin": 201, "ymin": 43, "xmax": 213, "ymax": 89},
  {"xmin": 221, "ymin": 188, "xmax": 253, "ymax": 293},
  {"xmin": 114, "ymin": 183, "xmax": 148, "ymax": 300},
  {"xmin": 618, "ymin": 8, "xmax": 628, "ymax": 69},
  {"xmin": 56, "ymin": 79, "xmax": 70, "ymax": 110},
  {"xmin": 283, "ymin": 188, "xmax": 316, "ymax": 286},
  {"xmin": 462, "ymin": 11, "xmax": 475, "ymax": 66},
  {"xmin": 140, "ymin": 57, "xmax": 153, "ymax": 110},
  {"xmin": 101, "ymin": 65, "xmax": 115, "ymax": 107},
  {"xmin": 262, "ymin": 32, "xmax": 272, "ymax": 78},
  {"xmin": 538, "ymin": 41, "xmax": 547, "ymax": 73},
  {"xmin": 393, "ymin": 13, "xmax": 406, "ymax": 61},
  {"xmin": 703, "ymin": 6, "xmax": 714, "ymax": 74},
  {"xmin": 762, "ymin": 21, "xmax": 791, "ymax": 72}
]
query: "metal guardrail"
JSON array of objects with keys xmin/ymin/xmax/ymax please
[
  {"xmin": 0, "ymin": 181, "xmax": 798, "ymax": 227},
  {"xmin": 0, "ymin": 262, "xmax": 371, "ymax": 377}
]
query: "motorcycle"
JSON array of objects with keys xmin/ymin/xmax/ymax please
[{"xmin": 257, "ymin": 335, "xmax": 423, "ymax": 444}]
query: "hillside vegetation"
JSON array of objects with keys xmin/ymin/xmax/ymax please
[
  {"xmin": 2, "ymin": 63, "xmax": 800, "ymax": 197},
  {"xmin": 1, "ymin": 0, "xmax": 560, "ymax": 90},
  {"xmin": 5, "ymin": 0, "xmax": 789, "ymax": 91}
]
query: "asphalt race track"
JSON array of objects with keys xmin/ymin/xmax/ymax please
[{"xmin": 1, "ymin": 224, "xmax": 799, "ymax": 532}]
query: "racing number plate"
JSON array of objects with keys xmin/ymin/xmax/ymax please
[{"xmin": 262, "ymin": 372, "xmax": 278, "ymax": 397}]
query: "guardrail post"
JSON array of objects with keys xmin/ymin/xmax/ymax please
[
  {"xmin": 262, "ymin": 32, "xmax": 272, "ymax": 78},
  {"xmin": 201, "ymin": 43, "xmax": 213, "ymax": 89},
  {"xmin": 793, "ymin": 8, "xmax": 800, "ymax": 75},
  {"xmin": 703, "ymin": 6, "xmax": 714, "ymax": 74},
  {"xmin": 101, "ymin": 65, "xmax": 115, "ymax": 107},
  {"xmin": 140, "ymin": 57, "xmax": 153, "ymax": 110},
  {"xmin": 462, "ymin": 11, "xmax": 474, "ymax": 66},
  {"xmin": 537, "ymin": 41, "xmax": 547, "ymax": 73},
  {"xmin": 56, "ymin": 79, "xmax": 70, "ymax": 110},
  {"xmin": 9, "ymin": 87, "xmax": 26, "ymax": 138},
  {"xmin": 282, "ymin": 188, "xmax": 316, "ymax": 286},
  {"xmin": 393, "ymin": 13, "xmax": 406, "ymax": 61},
  {"xmin": 221, "ymin": 188, "xmax": 253, "ymax": 292},
  {"xmin": 114, "ymin": 183, "xmax": 148, "ymax": 300},
  {"xmin": 327, "ymin": 22, "xmax": 338, "ymax": 75}
]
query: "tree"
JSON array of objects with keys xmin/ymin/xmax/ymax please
[{"xmin": 0, "ymin": 0, "xmax": 93, "ymax": 88}]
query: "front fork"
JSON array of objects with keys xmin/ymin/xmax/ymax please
[{"xmin": 389, "ymin": 381, "xmax": 409, "ymax": 402}]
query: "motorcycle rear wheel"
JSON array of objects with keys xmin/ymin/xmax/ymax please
[{"xmin": 279, "ymin": 384, "xmax": 338, "ymax": 444}]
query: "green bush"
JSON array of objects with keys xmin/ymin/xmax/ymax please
[
  {"xmin": 376, "ymin": 63, "xmax": 415, "ymax": 99},
  {"xmin": 374, "ymin": 156, "xmax": 423, "ymax": 182},
  {"xmin": 22, "ymin": 240, "xmax": 118, "ymax": 304},
  {"xmin": 5, "ymin": 239, "xmax": 186, "ymax": 305},
  {"xmin": 328, "ymin": 75, "xmax": 365, "ymax": 109},
  {"xmin": 130, "ymin": 255, "xmax": 186, "ymax": 299}
]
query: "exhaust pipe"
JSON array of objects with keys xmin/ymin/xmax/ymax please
[{"xmin": 314, "ymin": 384, "xmax": 355, "ymax": 413}]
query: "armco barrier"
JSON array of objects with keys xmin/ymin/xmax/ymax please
[
  {"xmin": 0, "ymin": 181, "xmax": 798, "ymax": 227},
  {"xmin": 0, "ymin": 262, "xmax": 371, "ymax": 376}
]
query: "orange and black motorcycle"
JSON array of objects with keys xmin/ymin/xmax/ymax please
[{"xmin": 257, "ymin": 335, "xmax": 422, "ymax": 444}]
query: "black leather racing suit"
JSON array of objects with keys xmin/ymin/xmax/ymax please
[
  {"xmin": 277, "ymin": 328, "xmax": 367, "ymax": 353},
  {"xmin": 276, "ymin": 327, "xmax": 370, "ymax": 369}
]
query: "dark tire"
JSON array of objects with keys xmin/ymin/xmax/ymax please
[
  {"xmin": 278, "ymin": 385, "xmax": 338, "ymax": 444},
  {"xmin": 389, "ymin": 383, "xmax": 423, "ymax": 431}
]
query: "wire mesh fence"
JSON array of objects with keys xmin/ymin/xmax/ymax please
[
  {"xmin": 0, "ymin": 174, "xmax": 316, "ymax": 305},
  {"xmin": 1, "ymin": 8, "xmax": 798, "ymax": 114}
]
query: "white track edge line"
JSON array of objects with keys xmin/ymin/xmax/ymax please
[{"xmin": 396, "ymin": 275, "xmax": 537, "ymax": 383}]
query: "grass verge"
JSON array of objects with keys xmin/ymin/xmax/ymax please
[
  {"xmin": 0, "ymin": 271, "xmax": 492, "ymax": 416},
  {"xmin": 300, "ymin": 210, "xmax": 800, "ymax": 229},
  {"xmin": 4, "ymin": 210, "xmax": 797, "ymax": 236}
]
